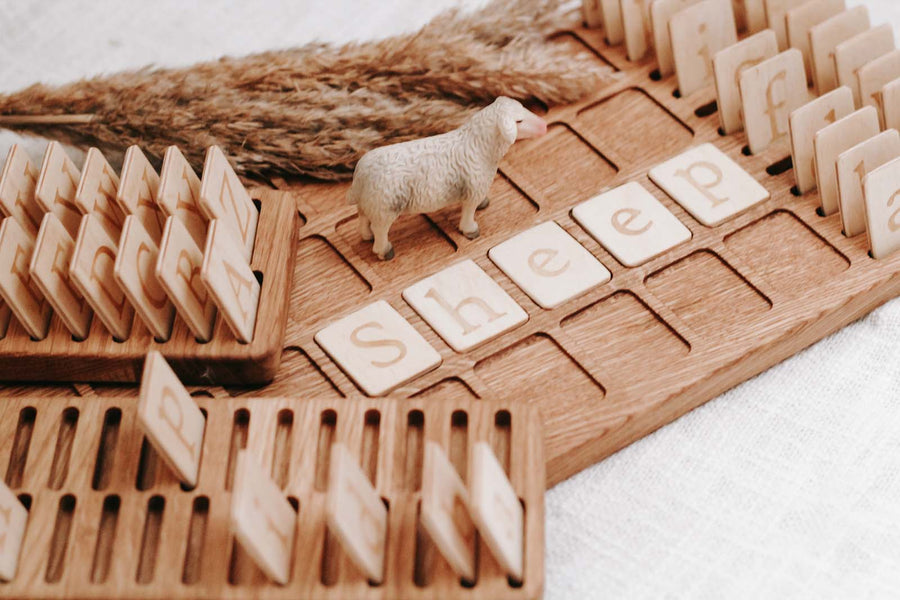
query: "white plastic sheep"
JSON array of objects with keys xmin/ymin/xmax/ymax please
[{"xmin": 347, "ymin": 97, "xmax": 548, "ymax": 260}]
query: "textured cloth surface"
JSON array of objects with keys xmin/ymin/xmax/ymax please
[{"xmin": 2, "ymin": 1, "xmax": 900, "ymax": 598}]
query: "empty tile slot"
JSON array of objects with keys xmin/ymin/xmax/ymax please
[
  {"xmin": 320, "ymin": 528, "xmax": 340, "ymax": 586},
  {"xmin": 92, "ymin": 408, "xmax": 122, "ymax": 491},
  {"xmin": 182, "ymin": 496, "xmax": 209, "ymax": 585},
  {"xmin": 48, "ymin": 407, "xmax": 78, "ymax": 490},
  {"xmin": 450, "ymin": 411, "xmax": 468, "ymax": 483},
  {"xmin": 494, "ymin": 410, "xmax": 512, "ymax": 477},
  {"xmin": 136, "ymin": 496, "xmax": 165, "ymax": 584},
  {"xmin": 314, "ymin": 409, "xmax": 337, "ymax": 492},
  {"xmin": 695, "ymin": 100, "xmax": 718, "ymax": 118},
  {"xmin": 766, "ymin": 156, "xmax": 793, "ymax": 176},
  {"xmin": 401, "ymin": 410, "xmax": 425, "ymax": 491},
  {"xmin": 135, "ymin": 438, "xmax": 158, "ymax": 491},
  {"xmin": 362, "ymin": 409, "xmax": 380, "ymax": 485},
  {"xmin": 224, "ymin": 409, "xmax": 249, "ymax": 491},
  {"xmin": 90, "ymin": 495, "xmax": 120, "ymax": 584},
  {"xmin": 6, "ymin": 406, "xmax": 36, "ymax": 488},
  {"xmin": 413, "ymin": 501, "xmax": 436, "ymax": 587},
  {"xmin": 45, "ymin": 494, "xmax": 75, "ymax": 583},
  {"xmin": 271, "ymin": 409, "xmax": 294, "ymax": 489}
]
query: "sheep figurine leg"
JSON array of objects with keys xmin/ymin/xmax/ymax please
[{"xmin": 347, "ymin": 97, "xmax": 547, "ymax": 260}]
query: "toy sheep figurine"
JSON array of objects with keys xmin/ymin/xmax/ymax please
[{"xmin": 347, "ymin": 97, "xmax": 548, "ymax": 260}]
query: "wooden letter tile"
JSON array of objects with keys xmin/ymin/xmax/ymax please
[
  {"xmin": 649, "ymin": 143, "xmax": 770, "ymax": 226},
  {"xmin": 882, "ymin": 78, "xmax": 900, "ymax": 133},
  {"xmin": 669, "ymin": 0, "xmax": 738, "ymax": 97},
  {"xmin": 469, "ymin": 441, "xmax": 524, "ymax": 581},
  {"xmin": 785, "ymin": 0, "xmax": 845, "ymax": 84},
  {"xmin": 857, "ymin": 49, "xmax": 900, "ymax": 128},
  {"xmin": 420, "ymin": 441, "xmax": 476, "ymax": 581},
  {"xmin": 835, "ymin": 129, "xmax": 900, "ymax": 237},
  {"xmin": 763, "ymin": 0, "xmax": 807, "ymax": 50},
  {"xmin": 813, "ymin": 106, "xmax": 880, "ymax": 216},
  {"xmin": 70, "ymin": 214, "xmax": 135, "ymax": 341},
  {"xmin": 0, "ymin": 481, "xmax": 28, "ymax": 582},
  {"xmin": 156, "ymin": 217, "xmax": 217, "ymax": 342},
  {"xmin": 0, "ymin": 218, "xmax": 52, "ymax": 340},
  {"xmin": 199, "ymin": 146, "xmax": 258, "ymax": 262},
  {"xmin": 34, "ymin": 141, "xmax": 83, "ymax": 239},
  {"xmin": 488, "ymin": 221, "xmax": 611, "ymax": 309},
  {"xmin": 0, "ymin": 144, "xmax": 42, "ymax": 236},
  {"xmin": 315, "ymin": 300, "xmax": 441, "ymax": 396},
  {"xmin": 650, "ymin": 0, "xmax": 701, "ymax": 78},
  {"xmin": 201, "ymin": 219, "xmax": 260, "ymax": 343},
  {"xmin": 788, "ymin": 86, "xmax": 855, "ymax": 194},
  {"xmin": 713, "ymin": 29, "xmax": 778, "ymax": 135},
  {"xmin": 745, "ymin": 0, "xmax": 767, "ymax": 33},
  {"xmin": 138, "ymin": 351, "xmax": 206, "ymax": 487},
  {"xmin": 74, "ymin": 147, "xmax": 125, "ymax": 240},
  {"xmin": 863, "ymin": 156, "xmax": 900, "ymax": 259},
  {"xmin": 621, "ymin": 0, "xmax": 653, "ymax": 62},
  {"xmin": 573, "ymin": 181, "xmax": 691, "ymax": 266},
  {"xmin": 30, "ymin": 214, "xmax": 93, "ymax": 340},
  {"xmin": 157, "ymin": 145, "xmax": 207, "ymax": 248},
  {"xmin": 402, "ymin": 259, "xmax": 528, "ymax": 353},
  {"xmin": 117, "ymin": 146, "xmax": 166, "ymax": 242},
  {"xmin": 834, "ymin": 24, "xmax": 895, "ymax": 106},
  {"xmin": 114, "ymin": 216, "xmax": 176, "ymax": 341},
  {"xmin": 601, "ymin": 0, "xmax": 625, "ymax": 44},
  {"xmin": 230, "ymin": 449, "xmax": 296, "ymax": 584},
  {"xmin": 325, "ymin": 443, "xmax": 387, "ymax": 583},
  {"xmin": 583, "ymin": 0, "xmax": 604, "ymax": 28},
  {"xmin": 739, "ymin": 49, "xmax": 809, "ymax": 155},
  {"xmin": 809, "ymin": 5, "xmax": 870, "ymax": 95}
]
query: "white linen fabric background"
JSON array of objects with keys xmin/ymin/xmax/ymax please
[{"xmin": 2, "ymin": 0, "xmax": 900, "ymax": 598}]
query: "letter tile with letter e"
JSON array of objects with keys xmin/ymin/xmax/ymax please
[
  {"xmin": 814, "ymin": 106, "xmax": 880, "ymax": 216},
  {"xmin": 402, "ymin": 260, "xmax": 528, "ymax": 352},
  {"xmin": 834, "ymin": 24, "xmax": 894, "ymax": 106},
  {"xmin": 199, "ymin": 146, "xmax": 258, "ymax": 262},
  {"xmin": 809, "ymin": 5, "xmax": 870, "ymax": 95},
  {"xmin": 325, "ymin": 443, "xmax": 387, "ymax": 583},
  {"xmin": 488, "ymin": 221, "xmax": 610, "ymax": 309},
  {"xmin": 74, "ymin": 147, "xmax": 125, "ymax": 240},
  {"xmin": 857, "ymin": 49, "xmax": 900, "ymax": 128},
  {"xmin": 157, "ymin": 146, "xmax": 207, "ymax": 248},
  {"xmin": 201, "ymin": 219, "xmax": 260, "ymax": 343},
  {"xmin": 572, "ymin": 181, "xmax": 691, "ymax": 267},
  {"xmin": 0, "ymin": 218, "xmax": 52, "ymax": 340},
  {"xmin": 788, "ymin": 86, "xmax": 855, "ymax": 195},
  {"xmin": 669, "ymin": 0, "xmax": 738, "ymax": 97},
  {"xmin": 785, "ymin": 0, "xmax": 845, "ymax": 85},
  {"xmin": 0, "ymin": 144, "xmax": 42, "ymax": 236},
  {"xmin": 836, "ymin": 130, "xmax": 900, "ymax": 237},
  {"xmin": 230, "ymin": 449, "xmax": 296, "ymax": 584},
  {"xmin": 713, "ymin": 29, "xmax": 778, "ymax": 135},
  {"xmin": 864, "ymin": 156, "xmax": 900, "ymax": 259},
  {"xmin": 34, "ymin": 141, "xmax": 83, "ymax": 239},
  {"xmin": 117, "ymin": 146, "xmax": 166, "ymax": 242},
  {"xmin": 649, "ymin": 143, "xmax": 770, "ymax": 226},
  {"xmin": 315, "ymin": 300, "xmax": 441, "ymax": 396},
  {"xmin": 0, "ymin": 480, "xmax": 28, "ymax": 581},
  {"xmin": 739, "ymin": 49, "xmax": 809, "ymax": 155},
  {"xmin": 138, "ymin": 350, "xmax": 206, "ymax": 487}
]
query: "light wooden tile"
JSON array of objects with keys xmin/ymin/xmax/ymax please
[
  {"xmin": 117, "ymin": 146, "xmax": 166, "ymax": 242},
  {"xmin": 788, "ymin": 86, "xmax": 855, "ymax": 194},
  {"xmin": 70, "ymin": 214, "xmax": 135, "ymax": 341},
  {"xmin": 857, "ymin": 49, "xmax": 900, "ymax": 128},
  {"xmin": 834, "ymin": 24, "xmax": 894, "ymax": 106},
  {"xmin": 583, "ymin": 0, "xmax": 604, "ymax": 27},
  {"xmin": 74, "ymin": 148, "xmax": 125, "ymax": 240},
  {"xmin": 0, "ymin": 145, "xmax": 42, "ymax": 236},
  {"xmin": 814, "ymin": 106, "xmax": 880, "ymax": 216},
  {"xmin": 201, "ymin": 219, "xmax": 260, "ymax": 343},
  {"xmin": 863, "ymin": 155, "xmax": 900, "ymax": 259},
  {"xmin": 420, "ymin": 441, "xmax": 476, "ymax": 581},
  {"xmin": 740, "ymin": 49, "xmax": 809, "ymax": 155},
  {"xmin": 138, "ymin": 351, "xmax": 206, "ymax": 487},
  {"xmin": 573, "ymin": 181, "xmax": 691, "ymax": 266},
  {"xmin": 488, "ymin": 221, "xmax": 611, "ymax": 309},
  {"xmin": 732, "ymin": 0, "xmax": 747, "ymax": 32},
  {"xmin": 230, "ymin": 449, "xmax": 296, "ymax": 584},
  {"xmin": 745, "ymin": 0, "xmax": 767, "ymax": 33},
  {"xmin": 785, "ymin": 0, "xmax": 845, "ymax": 84},
  {"xmin": 315, "ymin": 300, "xmax": 441, "ymax": 396},
  {"xmin": 713, "ymin": 29, "xmax": 778, "ymax": 135},
  {"xmin": 809, "ymin": 5, "xmax": 870, "ymax": 95},
  {"xmin": 114, "ymin": 216, "xmax": 176, "ymax": 341},
  {"xmin": 158, "ymin": 146, "xmax": 207, "ymax": 249},
  {"xmin": 835, "ymin": 129, "xmax": 900, "ymax": 237},
  {"xmin": 763, "ymin": 0, "xmax": 807, "ymax": 50},
  {"xmin": 199, "ymin": 146, "xmax": 258, "ymax": 262},
  {"xmin": 650, "ymin": 0, "xmax": 700, "ymax": 77},
  {"xmin": 649, "ymin": 143, "xmax": 771, "ymax": 226},
  {"xmin": 34, "ymin": 141, "xmax": 83, "ymax": 239},
  {"xmin": 325, "ymin": 443, "xmax": 387, "ymax": 583},
  {"xmin": 469, "ymin": 441, "xmax": 524, "ymax": 581},
  {"xmin": 601, "ymin": 0, "xmax": 625, "ymax": 44},
  {"xmin": 0, "ymin": 481, "xmax": 28, "ymax": 582},
  {"xmin": 621, "ymin": 0, "xmax": 653, "ymax": 62},
  {"xmin": 670, "ymin": 0, "xmax": 738, "ymax": 96},
  {"xmin": 402, "ymin": 260, "xmax": 528, "ymax": 353},
  {"xmin": 0, "ymin": 218, "xmax": 52, "ymax": 340},
  {"xmin": 30, "ymin": 214, "xmax": 93, "ymax": 340},
  {"xmin": 0, "ymin": 301, "xmax": 9, "ymax": 339},
  {"xmin": 882, "ymin": 78, "xmax": 900, "ymax": 133},
  {"xmin": 156, "ymin": 217, "xmax": 217, "ymax": 342}
]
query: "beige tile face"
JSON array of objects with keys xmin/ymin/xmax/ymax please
[
  {"xmin": 788, "ymin": 86, "xmax": 854, "ymax": 194},
  {"xmin": 785, "ymin": 0, "xmax": 845, "ymax": 84},
  {"xmin": 834, "ymin": 24, "xmax": 894, "ymax": 106},
  {"xmin": 745, "ymin": 0, "xmax": 767, "ymax": 33},
  {"xmin": 649, "ymin": 143, "xmax": 770, "ymax": 226},
  {"xmin": 315, "ymin": 300, "xmax": 441, "ymax": 396},
  {"xmin": 70, "ymin": 214, "xmax": 135, "ymax": 341},
  {"xmin": 230, "ymin": 449, "xmax": 296, "ymax": 585},
  {"xmin": 882, "ymin": 78, "xmax": 900, "ymax": 134},
  {"xmin": 488, "ymin": 221, "xmax": 610, "ymax": 309},
  {"xmin": 75, "ymin": 148, "xmax": 125, "ymax": 241},
  {"xmin": 670, "ymin": 0, "xmax": 738, "ymax": 97},
  {"xmin": 201, "ymin": 220, "xmax": 260, "ymax": 343},
  {"xmin": 763, "ymin": 0, "xmax": 807, "ymax": 50},
  {"xmin": 114, "ymin": 217, "xmax": 175, "ymax": 341},
  {"xmin": 0, "ymin": 218, "xmax": 52, "ymax": 340},
  {"xmin": 740, "ymin": 49, "xmax": 809, "ymax": 155},
  {"xmin": 325, "ymin": 443, "xmax": 387, "ymax": 583},
  {"xmin": 199, "ymin": 146, "xmax": 258, "ymax": 262},
  {"xmin": 158, "ymin": 146, "xmax": 207, "ymax": 249},
  {"xmin": 650, "ymin": 0, "xmax": 700, "ymax": 77},
  {"xmin": 420, "ymin": 442, "xmax": 476, "ymax": 581},
  {"xmin": 35, "ymin": 141, "xmax": 83, "ymax": 239},
  {"xmin": 713, "ymin": 29, "xmax": 779, "ymax": 135},
  {"xmin": 573, "ymin": 181, "xmax": 691, "ymax": 266},
  {"xmin": 156, "ymin": 217, "xmax": 217, "ymax": 342},
  {"xmin": 809, "ymin": 6, "xmax": 870, "ymax": 95},
  {"xmin": 469, "ymin": 441, "xmax": 524, "ymax": 581},
  {"xmin": 30, "ymin": 214, "xmax": 93, "ymax": 340},
  {"xmin": 0, "ymin": 481, "xmax": 28, "ymax": 582},
  {"xmin": 863, "ymin": 156, "xmax": 900, "ymax": 259},
  {"xmin": 0, "ymin": 301, "xmax": 9, "ymax": 339},
  {"xmin": 835, "ymin": 130, "xmax": 900, "ymax": 237},
  {"xmin": 857, "ymin": 49, "xmax": 900, "ymax": 128},
  {"xmin": 402, "ymin": 260, "xmax": 528, "ymax": 353},
  {"xmin": 814, "ymin": 106, "xmax": 880, "ymax": 215},
  {"xmin": 601, "ymin": 0, "xmax": 625, "ymax": 44},
  {"xmin": 0, "ymin": 145, "xmax": 42, "ymax": 236},
  {"xmin": 117, "ymin": 146, "xmax": 166, "ymax": 242},
  {"xmin": 621, "ymin": 0, "xmax": 653, "ymax": 62}
]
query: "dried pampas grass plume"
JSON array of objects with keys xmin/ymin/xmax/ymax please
[{"xmin": 0, "ymin": 0, "xmax": 607, "ymax": 181}]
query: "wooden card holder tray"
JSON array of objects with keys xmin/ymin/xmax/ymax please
[
  {"xmin": 0, "ymin": 394, "xmax": 544, "ymax": 599},
  {"xmin": 0, "ymin": 188, "xmax": 297, "ymax": 385}
]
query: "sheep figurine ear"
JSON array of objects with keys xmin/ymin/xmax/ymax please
[{"xmin": 497, "ymin": 111, "xmax": 518, "ymax": 146}]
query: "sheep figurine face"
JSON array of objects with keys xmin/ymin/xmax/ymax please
[{"xmin": 347, "ymin": 97, "xmax": 548, "ymax": 260}]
